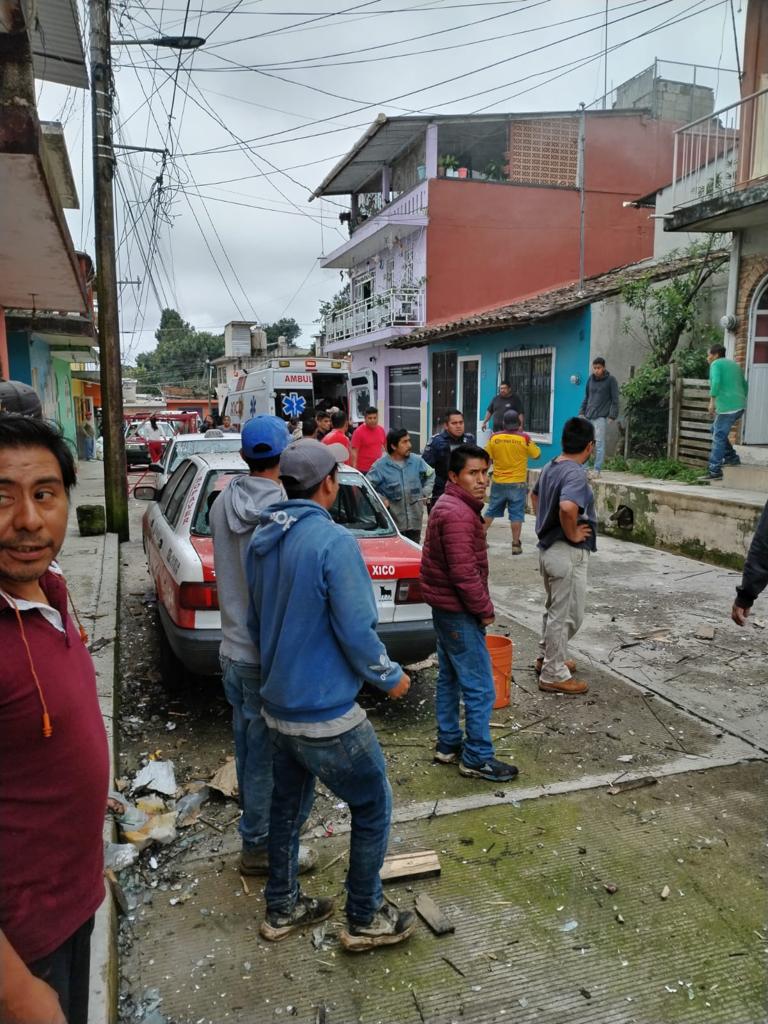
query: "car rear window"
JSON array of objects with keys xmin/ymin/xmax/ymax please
[
  {"xmin": 191, "ymin": 469, "xmax": 245, "ymax": 536},
  {"xmin": 331, "ymin": 478, "xmax": 394, "ymax": 537},
  {"xmin": 169, "ymin": 438, "xmax": 243, "ymax": 474}
]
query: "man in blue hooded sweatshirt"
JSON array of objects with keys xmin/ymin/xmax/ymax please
[{"xmin": 247, "ymin": 440, "xmax": 416, "ymax": 952}]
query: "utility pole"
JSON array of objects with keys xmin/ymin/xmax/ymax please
[{"xmin": 90, "ymin": 0, "xmax": 129, "ymax": 541}]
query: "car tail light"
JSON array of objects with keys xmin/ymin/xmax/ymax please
[
  {"xmin": 395, "ymin": 579, "xmax": 423, "ymax": 604},
  {"xmin": 179, "ymin": 582, "xmax": 219, "ymax": 610}
]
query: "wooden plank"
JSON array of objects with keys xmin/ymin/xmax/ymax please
[
  {"xmin": 415, "ymin": 893, "xmax": 455, "ymax": 935},
  {"xmin": 681, "ymin": 377, "xmax": 710, "ymax": 387},
  {"xmin": 380, "ymin": 850, "xmax": 441, "ymax": 883}
]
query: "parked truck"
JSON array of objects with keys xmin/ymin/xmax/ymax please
[{"xmin": 221, "ymin": 356, "xmax": 376, "ymax": 429}]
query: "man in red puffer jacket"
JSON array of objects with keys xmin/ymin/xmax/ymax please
[{"xmin": 420, "ymin": 444, "xmax": 518, "ymax": 784}]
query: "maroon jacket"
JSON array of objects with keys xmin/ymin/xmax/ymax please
[
  {"xmin": 0, "ymin": 570, "xmax": 109, "ymax": 962},
  {"xmin": 420, "ymin": 482, "xmax": 494, "ymax": 619}
]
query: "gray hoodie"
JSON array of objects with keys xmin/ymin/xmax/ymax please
[{"xmin": 210, "ymin": 473, "xmax": 284, "ymax": 665}]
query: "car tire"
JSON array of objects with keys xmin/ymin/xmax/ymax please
[{"xmin": 158, "ymin": 619, "xmax": 186, "ymax": 690}]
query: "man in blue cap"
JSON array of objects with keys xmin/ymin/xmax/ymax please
[{"xmin": 210, "ymin": 416, "xmax": 317, "ymax": 877}]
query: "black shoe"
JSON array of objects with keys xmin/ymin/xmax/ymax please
[
  {"xmin": 723, "ymin": 457, "xmax": 741, "ymax": 466},
  {"xmin": 259, "ymin": 893, "xmax": 335, "ymax": 942},
  {"xmin": 459, "ymin": 758, "xmax": 519, "ymax": 782},
  {"xmin": 340, "ymin": 903, "xmax": 417, "ymax": 952},
  {"xmin": 699, "ymin": 471, "xmax": 722, "ymax": 482}
]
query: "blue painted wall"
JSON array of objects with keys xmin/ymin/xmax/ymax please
[
  {"xmin": 7, "ymin": 331, "xmax": 32, "ymax": 382},
  {"xmin": 428, "ymin": 308, "xmax": 591, "ymax": 465}
]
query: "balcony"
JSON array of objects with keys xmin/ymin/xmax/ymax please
[
  {"xmin": 322, "ymin": 287, "xmax": 424, "ymax": 345},
  {"xmin": 667, "ymin": 87, "xmax": 768, "ymax": 233}
]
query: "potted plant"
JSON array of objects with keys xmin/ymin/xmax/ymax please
[
  {"xmin": 483, "ymin": 160, "xmax": 505, "ymax": 181},
  {"xmin": 439, "ymin": 154, "xmax": 459, "ymax": 178}
]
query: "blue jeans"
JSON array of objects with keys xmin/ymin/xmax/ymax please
[
  {"xmin": 84, "ymin": 437, "xmax": 95, "ymax": 460},
  {"xmin": 590, "ymin": 417, "xmax": 607, "ymax": 472},
  {"xmin": 708, "ymin": 409, "xmax": 743, "ymax": 474},
  {"xmin": 220, "ymin": 656, "xmax": 273, "ymax": 851},
  {"xmin": 432, "ymin": 609, "xmax": 495, "ymax": 766},
  {"xmin": 266, "ymin": 720, "xmax": 392, "ymax": 924}
]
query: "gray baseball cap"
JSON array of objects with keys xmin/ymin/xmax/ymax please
[
  {"xmin": 279, "ymin": 438, "xmax": 348, "ymax": 490},
  {"xmin": 0, "ymin": 380, "xmax": 43, "ymax": 418}
]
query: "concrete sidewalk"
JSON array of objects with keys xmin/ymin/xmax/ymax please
[{"xmin": 59, "ymin": 461, "xmax": 120, "ymax": 1024}]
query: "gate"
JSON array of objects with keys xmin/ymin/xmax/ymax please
[{"xmin": 667, "ymin": 364, "xmax": 711, "ymax": 466}]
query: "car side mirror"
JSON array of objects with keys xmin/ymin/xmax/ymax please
[{"xmin": 134, "ymin": 485, "xmax": 159, "ymax": 501}]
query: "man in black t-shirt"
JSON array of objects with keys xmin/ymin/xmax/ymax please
[{"xmin": 481, "ymin": 382, "xmax": 524, "ymax": 434}]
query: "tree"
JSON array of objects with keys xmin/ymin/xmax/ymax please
[
  {"xmin": 264, "ymin": 318, "xmax": 301, "ymax": 350},
  {"xmin": 134, "ymin": 308, "xmax": 224, "ymax": 394}
]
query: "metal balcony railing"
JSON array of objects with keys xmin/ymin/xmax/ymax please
[
  {"xmin": 671, "ymin": 86, "xmax": 768, "ymax": 210},
  {"xmin": 323, "ymin": 288, "xmax": 425, "ymax": 343}
]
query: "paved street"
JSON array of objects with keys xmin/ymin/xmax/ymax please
[{"xmin": 113, "ymin": 484, "xmax": 767, "ymax": 1024}]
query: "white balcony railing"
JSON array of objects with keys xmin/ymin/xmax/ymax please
[
  {"xmin": 671, "ymin": 86, "xmax": 768, "ymax": 210},
  {"xmin": 323, "ymin": 288, "xmax": 424, "ymax": 343}
]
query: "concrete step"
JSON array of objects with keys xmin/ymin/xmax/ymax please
[
  {"xmin": 711, "ymin": 463, "xmax": 768, "ymax": 493},
  {"xmin": 734, "ymin": 444, "xmax": 768, "ymax": 467}
]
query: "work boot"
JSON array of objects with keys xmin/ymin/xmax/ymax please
[
  {"xmin": 259, "ymin": 893, "xmax": 335, "ymax": 942},
  {"xmin": 535, "ymin": 656, "xmax": 576, "ymax": 675},
  {"xmin": 538, "ymin": 677, "xmax": 589, "ymax": 695},
  {"xmin": 339, "ymin": 903, "xmax": 417, "ymax": 952},
  {"xmin": 239, "ymin": 844, "xmax": 318, "ymax": 877},
  {"xmin": 458, "ymin": 758, "xmax": 519, "ymax": 782},
  {"xmin": 433, "ymin": 742, "xmax": 461, "ymax": 765}
]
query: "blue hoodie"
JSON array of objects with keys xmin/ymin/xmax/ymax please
[{"xmin": 246, "ymin": 499, "xmax": 402, "ymax": 723}]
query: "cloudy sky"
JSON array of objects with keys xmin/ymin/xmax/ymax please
[{"xmin": 39, "ymin": 0, "xmax": 744, "ymax": 370}]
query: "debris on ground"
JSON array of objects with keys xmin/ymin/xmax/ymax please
[
  {"xmin": 660, "ymin": 884, "xmax": 671, "ymax": 900},
  {"xmin": 175, "ymin": 784, "xmax": 210, "ymax": 827},
  {"xmin": 131, "ymin": 760, "xmax": 177, "ymax": 797},
  {"xmin": 415, "ymin": 893, "xmax": 455, "ymax": 935},
  {"xmin": 695, "ymin": 623, "xmax": 716, "ymax": 640},
  {"xmin": 607, "ymin": 776, "xmax": 658, "ymax": 796},
  {"xmin": 104, "ymin": 842, "xmax": 139, "ymax": 871},
  {"xmin": 208, "ymin": 757, "xmax": 238, "ymax": 798},
  {"xmin": 380, "ymin": 850, "xmax": 441, "ymax": 882}
]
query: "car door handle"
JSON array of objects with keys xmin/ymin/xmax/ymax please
[{"xmin": 158, "ymin": 538, "xmax": 164, "ymax": 549}]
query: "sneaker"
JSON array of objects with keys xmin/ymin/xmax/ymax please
[
  {"xmin": 240, "ymin": 844, "xmax": 318, "ymax": 877},
  {"xmin": 723, "ymin": 456, "xmax": 741, "ymax": 466},
  {"xmin": 698, "ymin": 471, "xmax": 722, "ymax": 482},
  {"xmin": 535, "ymin": 656, "xmax": 576, "ymax": 675},
  {"xmin": 459, "ymin": 758, "xmax": 519, "ymax": 782},
  {"xmin": 433, "ymin": 743, "xmax": 461, "ymax": 765},
  {"xmin": 339, "ymin": 903, "xmax": 417, "ymax": 952},
  {"xmin": 259, "ymin": 893, "xmax": 335, "ymax": 942},
  {"xmin": 512, "ymin": 542, "xmax": 523, "ymax": 555},
  {"xmin": 538, "ymin": 677, "xmax": 589, "ymax": 695},
  {"xmin": 587, "ymin": 469, "xmax": 601, "ymax": 482}
]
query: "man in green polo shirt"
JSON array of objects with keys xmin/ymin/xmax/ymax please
[{"xmin": 702, "ymin": 343, "xmax": 748, "ymax": 481}]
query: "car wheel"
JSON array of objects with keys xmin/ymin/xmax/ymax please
[{"xmin": 158, "ymin": 620, "xmax": 186, "ymax": 690}]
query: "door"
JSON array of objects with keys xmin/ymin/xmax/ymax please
[
  {"xmin": 458, "ymin": 356, "xmax": 480, "ymax": 439},
  {"xmin": 744, "ymin": 281, "xmax": 768, "ymax": 443},
  {"xmin": 431, "ymin": 351, "xmax": 457, "ymax": 432},
  {"xmin": 388, "ymin": 363, "xmax": 422, "ymax": 451}
]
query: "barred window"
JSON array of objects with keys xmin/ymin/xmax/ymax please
[{"xmin": 500, "ymin": 348, "xmax": 554, "ymax": 437}]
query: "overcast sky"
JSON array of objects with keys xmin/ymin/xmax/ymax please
[{"xmin": 38, "ymin": 0, "xmax": 745, "ymax": 370}]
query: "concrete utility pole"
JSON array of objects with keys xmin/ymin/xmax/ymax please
[{"xmin": 90, "ymin": 0, "xmax": 129, "ymax": 541}]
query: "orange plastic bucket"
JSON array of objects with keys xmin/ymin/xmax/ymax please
[{"xmin": 486, "ymin": 634, "xmax": 513, "ymax": 709}]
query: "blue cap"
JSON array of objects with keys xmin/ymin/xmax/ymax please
[{"xmin": 241, "ymin": 415, "xmax": 289, "ymax": 460}]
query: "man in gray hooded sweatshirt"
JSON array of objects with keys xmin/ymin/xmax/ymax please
[{"xmin": 210, "ymin": 415, "xmax": 316, "ymax": 876}]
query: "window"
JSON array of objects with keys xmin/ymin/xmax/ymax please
[
  {"xmin": 431, "ymin": 351, "xmax": 457, "ymax": 432},
  {"xmin": 168, "ymin": 438, "xmax": 243, "ymax": 475},
  {"xmin": 163, "ymin": 462, "xmax": 198, "ymax": 528},
  {"xmin": 192, "ymin": 470, "xmax": 245, "ymax": 535},
  {"xmin": 388, "ymin": 364, "xmax": 422, "ymax": 451},
  {"xmin": 331, "ymin": 475, "xmax": 393, "ymax": 537},
  {"xmin": 500, "ymin": 348, "xmax": 554, "ymax": 437}
]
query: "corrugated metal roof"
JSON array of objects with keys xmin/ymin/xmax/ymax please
[
  {"xmin": 30, "ymin": 0, "xmax": 88, "ymax": 89},
  {"xmin": 389, "ymin": 251, "xmax": 728, "ymax": 348}
]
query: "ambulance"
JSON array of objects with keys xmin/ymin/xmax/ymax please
[{"xmin": 221, "ymin": 356, "xmax": 376, "ymax": 429}]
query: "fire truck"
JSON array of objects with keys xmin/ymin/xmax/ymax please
[{"xmin": 221, "ymin": 356, "xmax": 376, "ymax": 429}]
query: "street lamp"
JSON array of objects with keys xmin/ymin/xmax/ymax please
[{"xmin": 113, "ymin": 36, "xmax": 206, "ymax": 50}]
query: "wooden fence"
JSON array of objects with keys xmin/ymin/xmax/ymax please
[{"xmin": 667, "ymin": 365, "xmax": 711, "ymax": 466}]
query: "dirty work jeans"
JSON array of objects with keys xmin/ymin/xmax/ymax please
[
  {"xmin": 432, "ymin": 609, "xmax": 495, "ymax": 766},
  {"xmin": 708, "ymin": 409, "xmax": 743, "ymax": 475},
  {"xmin": 538, "ymin": 542, "xmax": 590, "ymax": 684},
  {"xmin": 590, "ymin": 416, "xmax": 607, "ymax": 472},
  {"xmin": 266, "ymin": 720, "xmax": 392, "ymax": 925},
  {"xmin": 220, "ymin": 656, "xmax": 273, "ymax": 851}
]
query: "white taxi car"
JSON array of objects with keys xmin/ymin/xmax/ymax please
[
  {"xmin": 136, "ymin": 452, "xmax": 435, "ymax": 682},
  {"xmin": 150, "ymin": 429, "xmax": 243, "ymax": 489}
]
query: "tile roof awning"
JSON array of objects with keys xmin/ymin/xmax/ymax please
[{"xmin": 389, "ymin": 251, "xmax": 728, "ymax": 348}]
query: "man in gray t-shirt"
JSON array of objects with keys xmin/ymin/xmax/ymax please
[{"xmin": 531, "ymin": 417, "xmax": 596, "ymax": 696}]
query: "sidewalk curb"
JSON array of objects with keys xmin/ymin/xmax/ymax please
[{"xmin": 87, "ymin": 532, "xmax": 120, "ymax": 1024}]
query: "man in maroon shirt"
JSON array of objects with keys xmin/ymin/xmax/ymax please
[
  {"xmin": 0, "ymin": 415, "xmax": 109, "ymax": 1024},
  {"xmin": 350, "ymin": 407, "xmax": 386, "ymax": 474}
]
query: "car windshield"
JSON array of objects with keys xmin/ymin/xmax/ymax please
[
  {"xmin": 168, "ymin": 438, "xmax": 242, "ymax": 474},
  {"xmin": 128, "ymin": 421, "xmax": 175, "ymax": 440},
  {"xmin": 331, "ymin": 476, "xmax": 394, "ymax": 536},
  {"xmin": 191, "ymin": 469, "xmax": 245, "ymax": 536}
]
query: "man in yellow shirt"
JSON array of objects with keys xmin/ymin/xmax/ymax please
[{"xmin": 484, "ymin": 410, "xmax": 541, "ymax": 554}]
